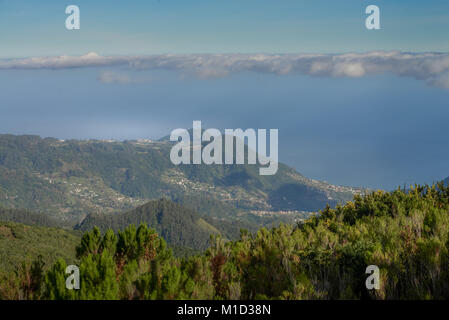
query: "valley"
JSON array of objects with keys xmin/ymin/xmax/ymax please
[{"xmin": 0, "ymin": 134, "xmax": 368, "ymax": 227}]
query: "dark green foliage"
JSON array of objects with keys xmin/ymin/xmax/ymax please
[
  {"xmin": 172, "ymin": 194, "xmax": 239, "ymax": 219},
  {"xmin": 43, "ymin": 224, "xmax": 213, "ymax": 300},
  {"xmin": 75, "ymin": 199, "xmax": 221, "ymax": 251},
  {"xmin": 0, "ymin": 255, "xmax": 45, "ymax": 300},
  {"xmin": 3, "ymin": 184, "xmax": 449, "ymax": 300}
]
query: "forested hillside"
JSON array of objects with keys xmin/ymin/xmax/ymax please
[
  {"xmin": 0, "ymin": 207, "xmax": 61, "ymax": 228},
  {"xmin": 76, "ymin": 197, "xmax": 300, "ymax": 251},
  {"xmin": 1, "ymin": 184, "xmax": 448, "ymax": 300},
  {"xmin": 75, "ymin": 199, "xmax": 221, "ymax": 251},
  {"xmin": 0, "ymin": 221, "xmax": 79, "ymax": 273},
  {"xmin": 0, "ymin": 134, "xmax": 366, "ymax": 225}
]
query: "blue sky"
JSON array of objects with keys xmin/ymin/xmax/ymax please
[
  {"xmin": 0, "ymin": 1, "xmax": 449, "ymax": 190},
  {"xmin": 1, "ymin": 0, "xmax": 449, "ymax": 57}
]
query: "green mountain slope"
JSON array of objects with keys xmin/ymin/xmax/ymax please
[
  {"xmin": 75, "ymin": 198, "xmax": 221, "ymax": 251},
  {"xmin": 0, "ymin": 207, "xmax": 61, "ymax": 228},
  {"xmin": 0, "ymin": 134, "xmax": 367, "ymax": 222},
  {"xmin": 0, "ymin": 221, "xmax": 80, "ymax": 272}
]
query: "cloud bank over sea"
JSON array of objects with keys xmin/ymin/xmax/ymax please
[{"xmin": 1, "ymin": 51, "xmax": 449, "ymax": 89}]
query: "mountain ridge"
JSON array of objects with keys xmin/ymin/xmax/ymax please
[
  {"xmin": 75, "ymin": 198, "xmax": 221, "ymax": 251},
  {"xmin": 0, "ymin": 133, "xmax": 367, "ymax": 225}
]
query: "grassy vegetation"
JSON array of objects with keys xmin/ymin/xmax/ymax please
[
  {"xmin": 2, "ymin": 184, "xmax": 449, "ymax": 300},
  {"xmin": 0, "ymin": 221, "xmax": 80, "ymax": 272}
]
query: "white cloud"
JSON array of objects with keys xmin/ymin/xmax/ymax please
[
  {"xmin": 1, "ymin": 51, "xmax": 449, "ymax": 89},
  {"xmin": 0, "ymin": 52, "xmax": 128, "ymax": 69}
]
